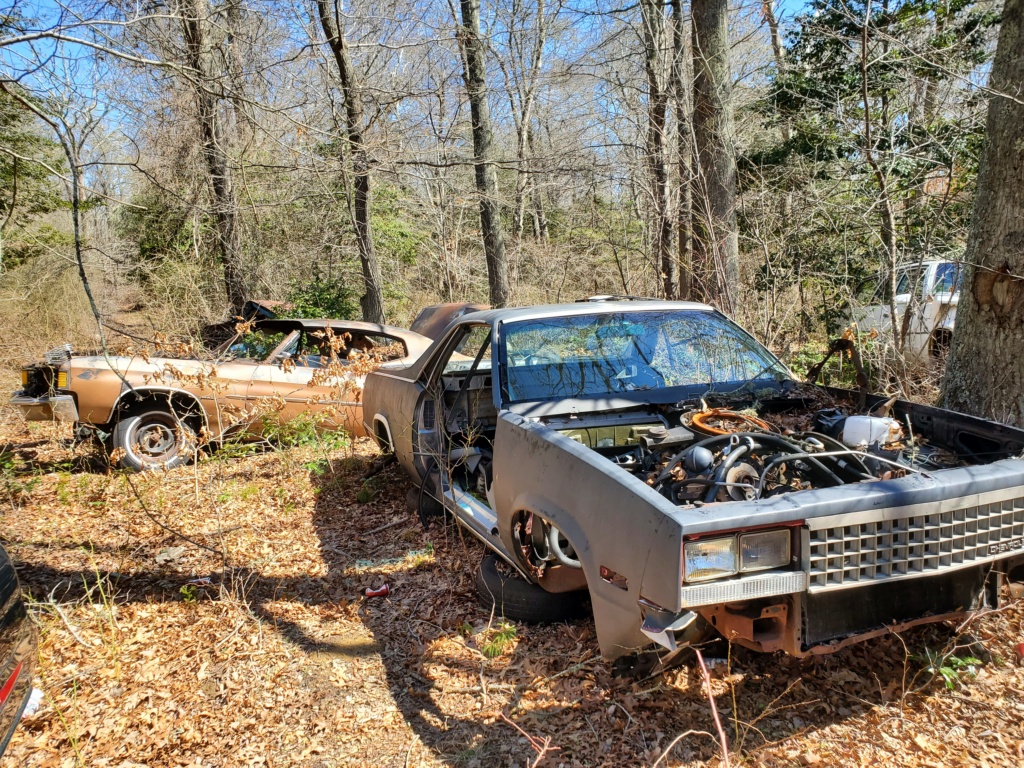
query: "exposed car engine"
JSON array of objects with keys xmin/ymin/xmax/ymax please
[{"xmin": 557, "ymin": 396, "xmax": 971, "ymax": 509}]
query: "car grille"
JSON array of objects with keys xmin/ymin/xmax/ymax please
[
  {"xmin": 807, "ymin": 497, "xmax": 1024, "ymax": 590},
  {"xmin": 44, "ymin": 344, "xmax": 73, "ymax": 365}
]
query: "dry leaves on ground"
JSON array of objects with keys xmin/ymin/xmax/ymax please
[{"xmin": 1, "ymin": 409, "xmax": 1023, "ymax": 767}]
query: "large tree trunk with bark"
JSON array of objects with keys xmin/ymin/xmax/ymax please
[
  {"xmin": 458, "ymin": 0, "xmax": 511, "ymax": 308},
  {"xmin": 182, "ymin": 0, "xmax": 248, "ymax": 315},
  {"xmin": 316, "ymin": 0, "xmax": 385, "ymax": 324},
  {"xmin": 942, "ymin": 0, "xmax": 1024, "ymax": 424},
  {"xmin": 691, "ymin": 0, "xmax": 739, "ymax": 313}
]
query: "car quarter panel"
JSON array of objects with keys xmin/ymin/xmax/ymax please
[
  {"xmin": 492, "ymin": 412, "xmax": 684, "ymax": 659},
  {"xmin": 363, "ymin": 366, "xmax": 424, "ymax": 478}
]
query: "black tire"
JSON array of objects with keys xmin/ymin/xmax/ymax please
[
  {"xmin": 112, "ymin": 408, "xmax": 197, "ymax": 471},
  {"xmin": 930, "ymin": 331, "xmax": 952, "ymax": 361},
  {"xmin": 475, "ymin": 553, "xmax": 589, "ymax": 624},
  {"xmin": 414, "ymin": 459, "xmax": 445, "ymax": 529}
]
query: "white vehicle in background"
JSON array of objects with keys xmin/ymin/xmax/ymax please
[{"xmin": 850, "ymin": 259, "xmax": 961, "ymax": 363}]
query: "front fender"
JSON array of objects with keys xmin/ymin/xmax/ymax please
[{"xmin": 493, "ymin": 412, "xmax": 683, "ymax": 659}]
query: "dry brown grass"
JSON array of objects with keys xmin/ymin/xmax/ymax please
[{"xmin": 1, "ymin": 406, "xmax": 1023, "ymax": 767}]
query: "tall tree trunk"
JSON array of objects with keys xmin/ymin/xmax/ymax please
[
  {"xmin": 225, "ymin": 0, "xmax": 252, "ymax": 137},
  {"xmin": 761, "ymin": 1, "xmax": 790, "ymax": 144},
  {"xmin": 859, "ymin": 0, "xmax": 901, "ymax": 350},
  {"xmin": 508, "ymin": 0, "xmax": 545, "ymax": 244},
  {"xmin": 458, "ymin": 0, "xmax": 511, "ymax": 307},
  {"xmin": 532, "ymin": 120, "xmax": 551, "ymax": 241},
  {"xmin": 763, "ymin": 0, "xmax": 783, "ymax": 65},
  {"xmin": 670, "ymin": 0, "xmax": 692, "ymax": 300},
  {"xmin": 640, "ymin": 0, "xmax": 675, "ymax": 299},
  {"xmin": 691, "ymin": 0, "xmax": 739, "ymax": 313},
  {"xmin": 942, "ymin": 0, "xmax": 1024, "ymax": 425},
  {"xmin": 182, "ymin": 0, "xmax": 247, "ymax": 315},
  {"xmin": 316, "ymin": 0, "xmax": 385, "ymax": 324}
]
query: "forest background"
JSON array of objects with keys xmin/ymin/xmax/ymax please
[{"xmin": 0, "ymin": 0, "xmax": 1005, "ymax": 385}]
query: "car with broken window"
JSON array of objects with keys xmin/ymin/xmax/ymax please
[
  {"xmin": 363, "ymin": 300, "xmax": 1024, "ymax": 666},
  {"xmin": 11, "ymin": 319, "xmax": 432, "ymax": 471}
]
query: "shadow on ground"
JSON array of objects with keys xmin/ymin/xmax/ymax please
[{"xmin": 5, "ymin": 451, "xmax": 978, "ymax": 766}]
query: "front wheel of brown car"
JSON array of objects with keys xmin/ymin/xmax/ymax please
[
  {"xmin": 111, "ymin": 408, "xmax": 198, "ymax": 471},
  {"xmin": 475, "ymin": 553, "xmax": 589, "ymax": 624}
]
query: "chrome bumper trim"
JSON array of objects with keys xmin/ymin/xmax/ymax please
[
  {"xmin": 10, "ymin": 393, "xmax": 78, "ymax": 422},
  {"xmin": 680, "ymin": 571, "xmax": 807, "ymax": 608}
]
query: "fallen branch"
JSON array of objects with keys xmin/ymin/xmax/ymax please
[
  {"xmin": 694, "ymin": 647, "xmax": 732, "ymax": 768},
  {"xmin": 500, "ymin": 712, "xmax": 560, "ymax": 767},
  {"xmin": 124, "ymin": 474, "xmax": 226, "ymax": 559},
  {"xmin": 362, "ymin": 518, "xmax": 405, "ymax": 536},
  {"xmin": 362, "ymin": 452, "xmax": 396, "ymax": 478},
  {"xmin": 535, "ymin": 656, "xmax": 598, "ymax": 686},
  {"xmin": 652, "ymin": 729, "xmax": 718, "ymax": 767},
  {"xmin": 47, "ymin": 595, "xmax": 92, "ymax": 649}
]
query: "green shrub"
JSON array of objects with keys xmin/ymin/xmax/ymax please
[{"xmin": 284, "ymin": 269, "xmax": 359, "ymax": 320}]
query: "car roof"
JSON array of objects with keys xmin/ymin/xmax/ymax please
[{"xmin": 461, "ymin": 300, "xmax": 716, "ymax": 327}]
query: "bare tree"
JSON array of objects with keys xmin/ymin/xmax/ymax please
[
  {"xmin": 314, "ymin": 0, "xmax": 385, "ymax": 324},
  {"xmin": 181, "ymin": 0, "xmax": 249, "ymax": 315},
  {"xmin": 669, "ymin": 0, "xmax": 692, "ymax": 300},
  {"xmin": 692, "ymin": 0, "xmax": 739, "ymax": 312},
  {"xmin": 639, "ymin": 0, "xmax": 675, "ymax": 298},
  {"xmin": 456, "ymin": 0, "xmax": 511, "ymax": 307}
]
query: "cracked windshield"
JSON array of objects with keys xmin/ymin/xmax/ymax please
[{"xmin": 502, "ymin": 310, "xmax": 789, "ymax": 402}]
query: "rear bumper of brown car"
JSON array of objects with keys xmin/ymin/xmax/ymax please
[{"xmin": 10, "ymin": 392, "xmax": 78, "ymax": 422}]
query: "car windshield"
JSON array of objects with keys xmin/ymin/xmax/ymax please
[{"xmin": 501, "ymin": 310, "xmax": 790, "ymax": 404}]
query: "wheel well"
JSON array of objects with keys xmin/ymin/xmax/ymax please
[
  {"xmin": 113, "ymin": 390, "xmax": 206, "ymax": 430},
  {"xmin": 931, "ymin": 329, "xmax": 953, "ymax": 356},
  {"xmin": 373, "ymin": 416, "xmax": 393, "ymax": 453}
]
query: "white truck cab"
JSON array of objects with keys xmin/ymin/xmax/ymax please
[{"xmin": 850, "ymin": 259, "xmax": 961, "ymax": 363}]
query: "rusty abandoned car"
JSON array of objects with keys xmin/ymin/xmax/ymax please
[
  {"xmin": 11, "ymin": 318, "xmax": 432, "ymax": 471},
  {"xmin": 363, "ymin": 300, "xmax": 1024, "ymax": 665}
]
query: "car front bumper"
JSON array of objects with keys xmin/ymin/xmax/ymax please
[{"xmin": 9, "ymin": 392, "xmax": 78, "ymax": 422}]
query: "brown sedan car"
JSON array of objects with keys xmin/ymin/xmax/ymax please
[{"xmin": 11, "ymin": 318, "xmax": 432, "ymax": 471}]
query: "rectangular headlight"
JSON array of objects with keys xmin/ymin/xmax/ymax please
[
  {"xmin": 21, "ymin": 370, "xmax": 29, "ymax": 386},
  {"xmin": 56, "ymin": 371, "xmax": 69, "ymax": 389},
  {"xmin": 740, "ymin": 530, "xmax": 791, "ymax": 573},
  {"xmin": 684, "ymin": 537, "xmax": 737, "ymax": 583}
]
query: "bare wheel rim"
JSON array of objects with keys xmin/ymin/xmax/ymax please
[{"xmin": 130, "ymin": 414, "xmax": 184, "ymax": 461}]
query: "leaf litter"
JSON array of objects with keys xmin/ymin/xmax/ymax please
[{"xmin": 1, "ymin": 409, "xmax": 1023, "ymax": 767}]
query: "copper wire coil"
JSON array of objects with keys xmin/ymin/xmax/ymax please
[{"xmin": 688, "ymin": 408, "xmax": 774, "ymax": 435}]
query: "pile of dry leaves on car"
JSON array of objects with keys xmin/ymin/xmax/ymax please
[{"xmin": 1, "ymin": 410, "xmax": 1022, "ymax": 767}]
